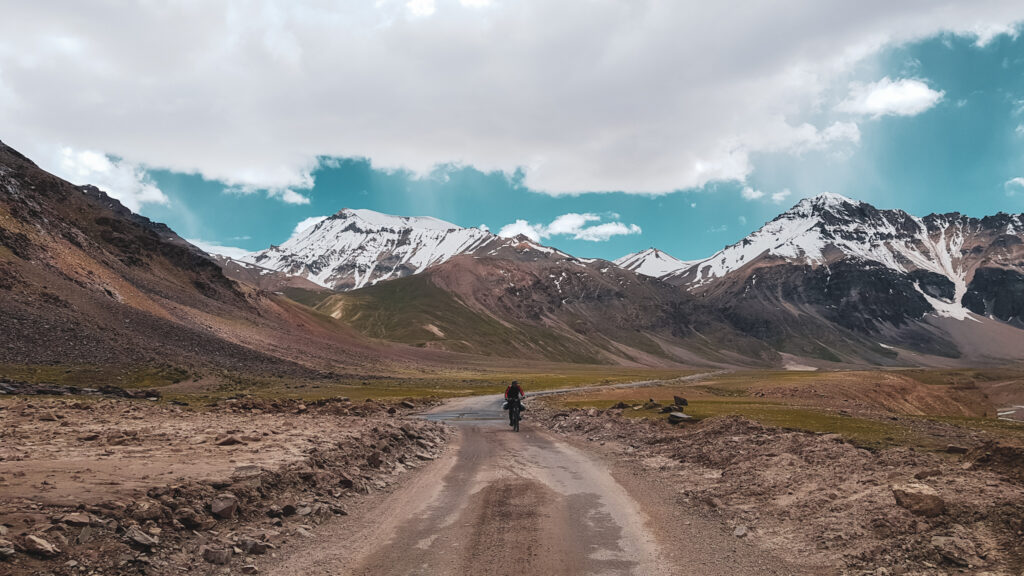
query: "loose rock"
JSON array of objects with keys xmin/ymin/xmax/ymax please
[
  {"xmin": 201, "ymin": 545, "xmax": 231, "ymax": 565},
  {"xmin": 211, "ymin": 493, "xmax": 239, "ymax": 519},
  {"xmin": 891, "ymin": 483, "xmax": 945, "ymax": 517},
  {"xmin": 24, "ymin": 534, "xmax": 60, "ymax": 557}
]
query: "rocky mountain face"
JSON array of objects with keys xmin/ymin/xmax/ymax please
[
  {"xmin": 623, "ymin": 193, "xmax": 1023, "ymax": 326},
  {"xmin": 622, "ymin": 193, "xmax": 1024, "ymax": 361},
  {"xmin": 249, "ymin": 209, "xmax": 547, "ymax": 291},
  {"xmin": 302, "ymin": 250, "xmax": 775, "ymax": 366},
  {"xmin": 0, "ymin": 140, "xmax": 437, "ymax": 377}
]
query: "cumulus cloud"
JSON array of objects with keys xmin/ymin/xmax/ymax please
[
  {"xmin": 185, "ymin": 238, "xmax": 255, "ymax": 260},
  {"xmin": 497, "ymin": 219, "xmax": 543, "ymax": 243},
  {"xmin": 1005, "ymin": 177, "xmax": 1024, "ymax": 196},
  {"xmin": 837, "ymin": 77, "xmax": 945, "ymax": 117},
  {"xmin": 498, "ymin": 213, "xmax": 641, "ymax": 242},
  {"xmin": 288, "ymin": 215, "xmax": 329, "ymax": 242},
  {"xmin": 1, "ymin": 2, "xmax": 1021, "ymax": 197},
  {"xmin": 771, "ymin": 189, "xmax": 793, "ymax": 204},
  {"xmin": 741, "ymin": 187, "xmax": 765, "ymax": 200},
  {"xmin": 52, "ymin": 147, "xmax": 168, "ymax": 213}
]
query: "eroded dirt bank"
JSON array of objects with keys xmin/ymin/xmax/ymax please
[
  {"xmin": 0, "ymin": 396, "xmax": 450, "ymax": 575},
  {"xmin": 532, "ymin": 403, "xmax": 1024, "ymax": 575}
]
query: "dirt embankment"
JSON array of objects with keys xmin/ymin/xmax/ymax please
[
  {"xmin": 532, "ymin": 404, "xmax": 1024, "ymax": 575},
  {"xmin": 0, "ymin": 396, "xmax": 451, "ymax": 575}
]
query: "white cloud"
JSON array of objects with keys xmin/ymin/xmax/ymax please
[
  {"xmin": 1005, "ymin": 177, "xmax": 1024, "ymax": 196},
  {"xmin": 498, "ymin": 212, "xmax": 641, "ymax": 242},
  {"xmin": 478, "ymin": 223, "xmax": 490, "ymax": 232},
  {"xmin": 741, "ymin": 187, "xmax": 765, "ymax": 200},
  {"xmin": 545, "ymin": 213, "xmax": 601, "ymax": 236},
  {"xmin": 497, "ymin": 219, "xmax": 542, "ymax": 242},
  {"xmin": 288, "ymin": 215, "xmax": 329, "ymax": 242},
  {"xmin": 406, "ymin": 0, "xmax": 436, "ymax": 17},
  {"xmin": 738, "ymin": 216, "xmax": 747, "ymax": 225},
  {"xmin": 274, "ymin": 189, "xmax": 311, "ymax": 205},
  {"xmin": 185, "ymin": 238, "xmax": 255, "ymax": 260},
  {"xmin": 771, "ymin": 189, "xmax": 792, "ymax": 203},
  {"xmin": 1016, "ymin": 124, "xmax": 1024, "ymax": 136},
  {"xmin": 837, "ymin": 77, "xmax": 945, "ymax": 117},
  {"xmin": 1, "ymin": 2, "xmax": 1021, "ymax": 196},
  {"xmin": 52, "ymin": 147, "xmax": 168, "ymax": 213}
]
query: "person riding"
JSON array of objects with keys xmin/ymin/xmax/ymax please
[{"xmin": 504, "ymin": 380, "xmax": 525, "ymax": 426}]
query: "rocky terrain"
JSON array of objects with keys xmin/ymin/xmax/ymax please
[
  {"xmin": 531, "ymin": 402, "xmax": 1024, "ymax": 575},
  {"xmin": 0, "ymin": 396, "xmax": 449, "ymax": 575}
]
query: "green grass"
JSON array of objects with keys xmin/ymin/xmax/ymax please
[
  {"xmin": 311, "ymin": 275, "xmax": 607, "ymax": 363},
  {"xmin": 0, "ymin": 363, "xmax": 190, "ymax": 389},
  {"xmin": 557, "ymin": 396, "xmax": 933, "ymax": 450}
]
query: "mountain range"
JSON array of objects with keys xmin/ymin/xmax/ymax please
[{"xmin": 3, "ymin": 139, "xmax": 1024, "ymax": 374}]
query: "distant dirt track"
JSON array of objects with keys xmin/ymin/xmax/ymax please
[{"xmin": 264, "ymin": 392, "xmax": 808, "ymax": 576}]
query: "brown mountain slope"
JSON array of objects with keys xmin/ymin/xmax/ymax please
[{"xmin": 0, "ymin": 140, "xmax": 471, "ymax": 380}]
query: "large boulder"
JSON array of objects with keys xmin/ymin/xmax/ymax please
[{"xmin": 891, "ymin": 483, "xmax": 945, "ymax": 517}]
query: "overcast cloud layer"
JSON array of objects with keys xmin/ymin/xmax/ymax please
[{"xmin": 1, "ymin": 0, "xmax": 1023, "ymax": 209}]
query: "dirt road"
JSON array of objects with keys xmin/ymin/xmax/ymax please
[{"xmin": 265, "ymin": 393, "xmax": 802, "ymax": 575}]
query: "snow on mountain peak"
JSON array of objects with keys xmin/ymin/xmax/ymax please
[
  {"xmin": 332, "ymin": 208, "xmax": 460, "ymax": 232},
  {"xmin": 250, "ymin": 209, "xmax": 496, "ymax": 290},
  {"xmin": 614, "ymin": 248, "xmax": 698, "ymax": 279}
]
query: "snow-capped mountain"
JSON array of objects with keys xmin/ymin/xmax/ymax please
[
  {"xmin": 665, "ymin": 192, "xmax": 1024, "ymax": 322},
  {"xmin": 613, "ymin": 248, "xmax": 698, "ymax": 279},
  {"xmin": 248, "ymin": 208, "xmax": 569, "ymax": 291}
]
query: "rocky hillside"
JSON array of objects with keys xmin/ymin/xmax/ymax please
[
  {"xmin": 0, "ymin": 140, "xmax": 449, "ymax": 378},
  {"xmin": 662, "ymin": 193, "xmax": 1024, "ymax": 322}
]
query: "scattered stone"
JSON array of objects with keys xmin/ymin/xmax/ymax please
[
  {"xmin": 400, "ymin": 400, "xmax": 415, "ymax": 409},
  {"xmin": 216, "ymin": 435, "xmax": 244, "ymax": 446},
  {"xmin": 173, "ymin": 507, "xmax": 206, "ymax": 529},
  {"xmin": 201, "ymin": 545, "xmax": 232, "ymax": 565},
  {"xmin": 931, "ymin": 532, "xmax": 984, "ymax": 567},
  {"xmin": 945, "ymin": 445, "xmax": 969, "ymax": 455},
  {"xmin": 241, "ymin": 565, "xmax": 259, "ymax": 574},
  {"xmin": 61, "ymin": 512, "xmax": 92, "ymax": 527},
  {"xmin": 124, "ymin": 525, "xmax": 158, "ymax": 549},
  {"xmin": 667, "ymin": 412, "xmax": 693, "ymax": 424},
  {"xmin": 281, "ymin": 502, "xmax": 298, "ymax": 517},
  {"xmin": 132, "ymin": 500, "xmax": 164, "ymax": 521},
  {"xmin": 0, "ymin": 538, "xmax": 16, "ymax": 559},
  {"xmin": 673, "ymin": 396, "xmax": 688, "ymax": 407},
  {"xmin": 914, "ymin": 469, "xmax": 942, "ymax": 480},
  {"xmin": 240, "ymin": 538, "xmax": 269, "ymax": 555},
  {"xmin": 211, "ymin": 493, "xmax": 239, "ymax": 519},
  {"xmin": 733, "ymin": 525, "xmax": 748, "ymax": 538},
  {"xmin": 77, "ymin": 433, "xmax": 100, "ymax": 441},
  {"xmin": 367, "ymin": 451, "xmax": 384, "ymax": 468},
  {"xmin": 891, "ymin": 483, "xmax": 945, "ymax": 517},
  {"xmin": 24, "ymin": 534, "xmax": 60, "ymax": 557}
]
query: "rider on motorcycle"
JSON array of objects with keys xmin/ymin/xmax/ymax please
[{"xmin": 504, "ymin": 380, "xmax": 525, "ymax": 427}]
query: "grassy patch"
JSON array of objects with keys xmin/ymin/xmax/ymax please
[
  {"xmin": 0, "ymin": 364, "xmax": 190, "ymax": 389},
  {"xmin": 558, "ymin": 395, "xmax": 930, "ymax": 450}
]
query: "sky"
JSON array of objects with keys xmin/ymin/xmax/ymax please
[{"xmin": 2, "ymin": 1, "xmax": 1024, "ymax": 261}]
